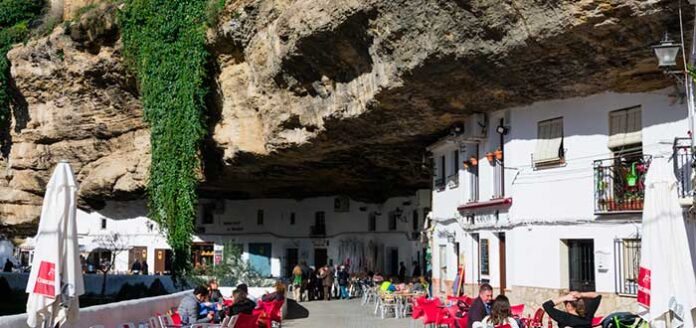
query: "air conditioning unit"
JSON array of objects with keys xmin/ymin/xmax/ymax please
[{"xmin": 461, "ymin": 113, "xmax": 488, "ymax": 141}]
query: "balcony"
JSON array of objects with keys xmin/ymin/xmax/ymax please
[
  {"xmin": 673, "ymin": 138, "xmax": 694, "ymax": 201},
  {"xmin": 594, "ymin": 155, "xmax": 651, "ymax": 213},
  {"xmin": 310, "ymin": 225, "xmax": 326, "ymax": 237},
  {"xmin": 434, "ymin": 177, "xmax": 445, "ymax": 191},
  {"xmin": 446, "ymin": 173, "xmax": 459, "ymax": 188}
]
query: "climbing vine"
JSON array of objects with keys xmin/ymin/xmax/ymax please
[
  {"xmin": 0, "ymin": 0, "xmax": 43, "ymax": 133},
  {"xmin": 120, "ymin": 0, "xmax": 211, "ymax": 277}
]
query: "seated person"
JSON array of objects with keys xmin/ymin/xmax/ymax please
[
  {"xmin": 262, "ymin": 281, "xmax": 287, "ymax": 302},
  {"xmin": 480, "ymin": 295, "xmax": 519, "ymax": 328},
  {"xmin": 237, "ymin": 283, "xmax": 258, "ymax": 303},
  {"xmin": 228, "ymin": 289, "xmax": 257, "ymax": 316},
  {"xmin": 178, "ymin": 285, "xmax": 214, "ymax": 324},
  {"xmin": 208, "ymin": 279, "xmax": 223, "ymax": 303},
  {"xmin": 542, "ymin": 291, "xmax": 601, "ymax": 328},
  {"xmin": 411, "ymin": 277, "xmax": 425, "ymax": 292},
  {"xmin": 379, "ymin": 277, "xmax": 397, "ymax": 293},
  {"xmin": 373, "ymin": 272, "xmax": 384, "ymax": 284}
]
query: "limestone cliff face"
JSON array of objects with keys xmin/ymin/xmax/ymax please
[{"xmin": 0, "ymin": 0, "xmax": 680, "ymax": 232}]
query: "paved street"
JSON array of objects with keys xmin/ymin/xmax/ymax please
[{"xmin": 283, "ymin": 298, "xmax": 412, "ymax": 328}]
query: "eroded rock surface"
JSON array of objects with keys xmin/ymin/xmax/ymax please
[{"xmin": 0, "ymin": 0, "xmax": 682, "ymax": 231}]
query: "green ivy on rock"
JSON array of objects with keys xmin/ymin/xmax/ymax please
[
  {"xmin": 0, "ymin": 0, "xmax": 43, "ymax": 133},
  {"xmin": 120, "ymin": 0, "xmax": 210, "ymax": 277}
]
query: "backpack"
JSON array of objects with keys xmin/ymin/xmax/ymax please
[{"xmin": 601, "ymin": 312, "xmax": 645, "ymax": 328}]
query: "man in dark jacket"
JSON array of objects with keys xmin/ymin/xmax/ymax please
[
  {"xmin": 466, "ymin": 283, "xmax": 494, "ymax": 328},
  {"xmin": 178, "ymin": 285, "xmax": 214, "ymax": 324}
]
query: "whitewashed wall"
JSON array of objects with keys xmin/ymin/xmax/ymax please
[
  {"xmin": 26, "ymin": 191, "xmax": 430, "ymax": 276},
  {"xmin": 429, "ymin": 89, "xmax": 688, "ymax": 294}
]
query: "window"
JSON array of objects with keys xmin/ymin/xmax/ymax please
[
  {"xmin": 334, "ymin": 196, "xmax": 349, "ymax": 212},
  {"xmin": 615, "ymin": 239, "xmax": 641, "ymax": 295},
  {"xmin": 568, "ymin": 239, "xmax": 596, "ymax": 291},
  {"xmin": 290, "ymin": 212, "xmax": 296, "ymax": 225},
  {"xmin": 257, "ymin": 210, "xmax": 264, "ymax": 225},
  {"xmin": 492, "ymin": 158, "xmax": 504, "ymax": 198},
  {"xmin": 315, "ymin": 211, "xmax": 326, "ymax": 227},
  {"xmin": 368, "ymin": 213, "xmax": 376, "ymax": 232},
  {"xmin": 480, "ymin": 239, "xmax": 490, "ymax": 275},
  {"xmin": 202, "ymin": 204, "xmax": 214, "ymax": 224},
  {"xmin": 609, "ymin": 106, "xmax": 642, "ymax": 149},
  {"xmin": 412, "ymin": 210, "xmax": 419, "ymax": 231},
  {"xmin": 100, "ymin": 218, "xmax": 107, "ymax": 230},
  {"xmin": 448, "ymin": 150, "xmax": 460, "ymax": 188},
  {"xmin": 534, "ymin": 117, "xmax": 564, "ymax": 167},
  {"xmin": 469, "ymin": 151, "xmax": 479, "ymax": 202},
  {"xmin": 388, "ymin": 212, "xmax": 397, "ymax": 231},
  {"xmin": 434, "ymin": 155, "xmax": 446, "ymax": 189}
]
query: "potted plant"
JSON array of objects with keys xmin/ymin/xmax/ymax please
[
  {"xmin": 469, "ymin": 156, "xmax": 478, "ymax": 166},
  {"xmin": 485, "ymin": 152, "xmax": 495, "ymax": 162},
  {"xmin": 495, "ymin": 148, "xmax": 503, "ymax": 160}
]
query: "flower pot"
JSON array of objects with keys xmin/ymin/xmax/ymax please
[
  {"xmin": 495, "ymin": 149, "xmax": 503, "ymax": 161},
  {"xmin": 485, "ymin": 152, "xmax": 495, "ymax": 162},
  {"xmin": 469, "ymin": 156, "xmax": 478, "ymax": 166}
]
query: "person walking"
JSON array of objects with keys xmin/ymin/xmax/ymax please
[
  {"xmin": 412, "ymin": 261, "xmax": 421, "ymax": 278},
  {"xmin": 467, "ymin": 283, "xmax": 494, "ymax": 328},
  {"xmin": 3, "ymin": 258, "xmax": 13, "ymax": 272},
  {"xmin": 320, "ymin": 265, "xmax": 334, "ymax": 300},
  {"xmin": 292, "ymin": 264, "xmax": 303, "ymax": 301},
  {"xmin": 337, "ymin": 266, "xmax": 350, "ymax": 299}
]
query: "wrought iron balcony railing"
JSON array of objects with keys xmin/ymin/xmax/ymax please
[
  {"xmin": 594, "ymin": 155, "xmax": 651, "ymax": 213},
  {"xmin": 310, "ymin": 225, "xmax": 326, "ymax": 237},
  {"xmin": 673, "ymin": 138, "xmax": 694, "ymax": 199}
]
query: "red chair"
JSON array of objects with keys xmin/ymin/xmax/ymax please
[
  {"xmin": 524, "ymin": 308, "xmax": 544, "ymax": 328},
  {"xmin": 511, "ymin": 304, "xmax": 525, "ymax": 317},
  {"xmin": 592, "ymin": 316, "xmax": 604, "ymax": 327},
  {"xmin": 235, "ymin": 312, "xmax": 262, "ymax": 328},
  {"xmin": 454, "ymin": 314, "xmax": 468, "ymax": 328},
  {"xmin": 258, "ymin": 300, "xmax": 284, "ymax": 328},
  {"xmin": 171, "ymin": 312, "xmax": 182, "ymax": 325}
]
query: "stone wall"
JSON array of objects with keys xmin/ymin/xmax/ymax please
[{"xmin": 434, "ymin": 281, "xmax": 637, "ymax": 320}]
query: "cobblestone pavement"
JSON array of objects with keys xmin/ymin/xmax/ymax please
[{"xmin": 283, "ymin": 298, "xmax": 412, "ymax": 328}]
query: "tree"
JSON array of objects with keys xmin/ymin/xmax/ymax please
[{"xmin": 92, "ymin": 232, "xmax": 130, "ymax": 296}]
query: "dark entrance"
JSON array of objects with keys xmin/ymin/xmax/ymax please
[
  {"xmin": 498, "ymin": 233, "xmax": 506, "ymax": 294},
  {"xmin": 314, "ymin": 248, "xmax": 328, "ymax": 269},
  {"xmin": 286, "ymin": 248, "xmax": 299, "ymax": 277},
  {"xmin": 568, "ymin": 239, "xmax": 596, "ymax": 291},
  {"xmin": 388, "ymin": 248, "xmax": 399, "ymax": 277}
]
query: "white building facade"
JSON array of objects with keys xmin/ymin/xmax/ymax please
[
  {"xmin": 428, "ymin": 89, "xmax": 696, "ymax": 313},
  {"xmin": 17, "ymin": 191, "xmax": 430, "ymax": 278}
]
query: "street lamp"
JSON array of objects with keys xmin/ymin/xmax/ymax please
[{"xmin": 652, "ymin": 33, "xmax": 681, "ymax": 69}]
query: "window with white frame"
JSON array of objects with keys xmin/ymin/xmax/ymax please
[
  {"xmin": 608, "ymin": 106, "xmax": 642, "ymax": 150},
  {"xmin": 533, "ymin": 117, "xmax": 564, "ymax": 167},
  {"xmin": 448, "ymin": 150, "xmax": 459, "ymax": 188}
]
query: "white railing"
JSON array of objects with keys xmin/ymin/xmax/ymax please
[{"xmin": 0, "ymin": 290, "xmax": 189, "ymax": 328}]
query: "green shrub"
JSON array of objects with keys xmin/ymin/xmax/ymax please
[{"xmin": 0, "ymin": 0, "xmax": 43, "ymax": 29}]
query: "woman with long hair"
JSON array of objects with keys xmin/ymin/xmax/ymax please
[
  {"xmin": 543, "ymin": 291, "xmax": 601, "ymax": 328},
  {"xmin": 262, "ymin": 280, "xmax": 287, "ymax": 302},
  {"xmin": 481, "ymin": 295, "xmax": 519, "ymax": 328},
  {"xmin": 292, "ymin": 264, "xmax": 303, "ymax": 301}
]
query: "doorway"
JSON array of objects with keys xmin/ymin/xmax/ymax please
[
  {"xmin": 249, "ymin": 243, "xmax": 272, "ymax": 277},
  {"xmin": 154, "ymin": 248, "xmax": 172, "ymax": 275},
  {"xmin": 568, "ymin": 239, "xmax": 596, "ymax": 291},
  {"xmin": 128, "ymin": 246, "xmax": 148, "ymax": 273},
  {"xmin": 285, "ymin": 248, "xmax": 299, "ymax": 277},
  {"xmin": 498, "ymin": 233, "xmax": 506, "ymax": 294},
  {"xmin": 314, "ymin": 248, "xmax": 328, "ymax": 269},
  {"xmin": 388, "ymin": 247, "xmax": 399, "ymax": 277}
]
